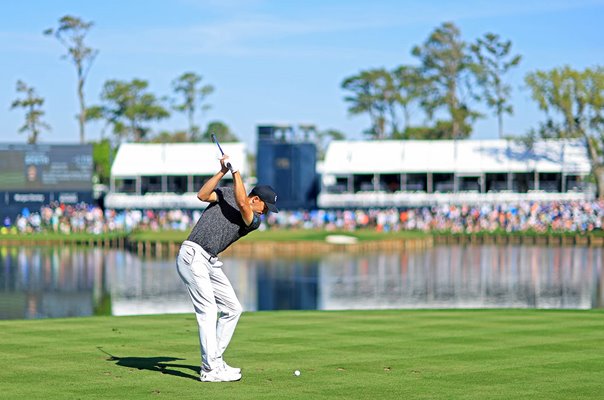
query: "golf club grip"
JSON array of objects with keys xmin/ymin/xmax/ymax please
[{"xmin": 211, "ymin": 134, "xmax": 232, "ymax": 170}]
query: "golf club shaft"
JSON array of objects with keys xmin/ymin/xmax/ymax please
[{"xmin": 211, "ymin": 133, "xmax": 232, "ymax": 170}]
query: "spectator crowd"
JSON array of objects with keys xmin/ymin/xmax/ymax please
[{"xmin": 3, "ymin": 200, "xmax": 604, "ymax": 235}]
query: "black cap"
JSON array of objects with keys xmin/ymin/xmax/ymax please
[{"xmin": 250, "ymin": 185, "xmax": 279, "ymax": 213}]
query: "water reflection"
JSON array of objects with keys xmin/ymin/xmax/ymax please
[
  {"xmin": 0, "ymin": 245, "xmax": 602, "ymax": 319},
  {"xmin": 0, "ymin": 246, "xmax": 109, "ymax": 319},
  {"xmin": 318, "ymin": 246, "xmax": 603, "ymax": 310}
]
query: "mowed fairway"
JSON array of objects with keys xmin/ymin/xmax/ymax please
[{"xmin": 1, "ymin": 309, "xmax": 604, "ymax": 399}]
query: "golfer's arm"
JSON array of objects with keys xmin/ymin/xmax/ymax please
[
  {"xmin": 197, "ymin": 169, "xmax": 227, "ymax": 202},
  {"xmin": 232, "ymin": 171, "xmax": 254, "ymax": 225}
]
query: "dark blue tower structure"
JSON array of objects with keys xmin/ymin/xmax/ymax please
[{"xmin": 256, "ymin": 125, "xmax": 318, "ymax": 210}]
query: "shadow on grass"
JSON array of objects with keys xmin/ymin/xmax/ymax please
[{"xmin": 98, "ymin": 347, "xmax": 199, "ymax": 381}]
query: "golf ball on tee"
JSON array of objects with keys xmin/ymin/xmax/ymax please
[{"xmin": 294, "ymin": 370, "xmax": 301, "ymax": 376}]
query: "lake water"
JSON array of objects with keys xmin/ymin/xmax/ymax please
[{"xmin": 1, "ymin": 244, "xmax": 602, "ymax": 320}]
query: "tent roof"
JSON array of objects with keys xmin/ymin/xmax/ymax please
[
  {"xmin": 111, "ymin": 142, "xmax": 247, "ymax": 176},
  {"xmin": 322, "ymin": 139, "xmax": 590, "ymax": 174}
]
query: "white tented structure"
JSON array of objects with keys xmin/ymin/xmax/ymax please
[
  {"xmin": 106, "ymin": 142, "xmax": 247, "ymax": 209},
  {"xmin": 318, "ymin": 139, "xmax": 594, "ymax": 208}
]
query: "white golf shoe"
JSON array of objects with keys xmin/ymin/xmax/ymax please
[
  {"xmin": 200, "ymin": 366, "xmax": 241, "ymax": 382},
  {"xmin": 222, "ymin": 360, "xmax": 241, "ymax": 375}
]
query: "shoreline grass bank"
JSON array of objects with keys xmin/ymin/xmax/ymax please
[
  {"xmin": 2, "ymin": 229, "xmax": 604, "ymax": 255},
  {"xmin": 0, "ymin": 229, "xmax": 433, "ymax": 256}
]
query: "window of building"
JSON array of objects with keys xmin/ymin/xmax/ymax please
[
  {"xmin": 565, "ymin": 175, "xmax": 586, "ymax": 192},
  {"xmin": 324, "ymin": 176, "xmax": 349, "ymax": 193},
  {"xmin": 539, "ymin": 172, "xmax": 561, "ymax": 192},
  {"xmin": 433, "ymin": 173, "xmax": 454, "ymax": 193},
  {"xmin": 353, "ymin": 174, "xmax": 374, "ymax": 192},
  {"xmin": 192, "ymin": 175, "xmax": 233, "ymax": 190},
  {"xmin": 168, "ymin": 176, "xmax": 188, "ymax": 194},
  {"xmin": 511, "ymin": 172, "xmax": 535, "ymax": 193},
  {"xmin": 141, "ymin": 176, "xmax": 162, "ymax": 194},
  {"xmin": 405, "ymin": 174, "xmax": 427, "ymax": 192},
  {"xmin": 378, "ymin": 174, "xmax": 400, "ymax": 192},
  {"xmin": 459, "ymin": 176, "xmax": 481, "ymax": 192},
  {"xmin": 115, "ymin": 178, "xmax": 136, "ymax": 193},
  {"xmin": 486, "ymin": 173, "xmax": 508, "ymax": 192}
]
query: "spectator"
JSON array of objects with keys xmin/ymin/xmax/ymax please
[{"xmin": 3, "ymin": 200, "xmax": 604, "ymax": 235}]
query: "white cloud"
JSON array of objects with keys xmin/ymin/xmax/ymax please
[
  {"xmin": 90, "ymin": 0, "xmax": 604, "ymax": 59},
  {"xmin": 93, "ymin": 13, "xmax": 394, "ymax": 58}
]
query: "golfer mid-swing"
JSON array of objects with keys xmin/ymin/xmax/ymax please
[{"xmin": 176, "ymin": 154, "xmax": 278, "ymax": 382}]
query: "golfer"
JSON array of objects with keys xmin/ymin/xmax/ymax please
[{"xmin": 176, "ymin": 154, "xmax": 278, "ymax": 382}]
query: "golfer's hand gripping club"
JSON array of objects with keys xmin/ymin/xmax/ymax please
[
  {"xmin": 227, "ymin": 158, "xmax": 238, "ymax": 174},
  {"xmin": 219, "ymin": 155, "xmax": 237, "ymax": 174},
  {"xmin": 211, "ymin": 133, "xmax": 237, "ymax": 173}
]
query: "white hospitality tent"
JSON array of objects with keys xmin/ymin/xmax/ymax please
[
  {"xmin": 106, "ymin": 142, "xmax": 247, "ymax": 209},
  {"xmin": 322, "ymin": 139, "xmax": 590, "ymax": 174},
  {"xmin": 319, "ymin": 139, "xmax": 593, "ymax": 207}
]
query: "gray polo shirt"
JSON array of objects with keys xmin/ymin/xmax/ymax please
[{"xmin": 187, "ymin": 187, "xmax": 261, "ymax": 256}]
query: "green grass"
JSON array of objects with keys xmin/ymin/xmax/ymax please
[
  {"xmin": 128, "ymin": 229, "xmax": 189, "ymax": 243},
  {"xmin": 130, "ymin": 228, "xmax": 429, "ymax": 243},
  {"xmin": 0, "ymin": 231, "xmax": 127, "ymax": 242},
  {"xmin": 1, "ymin": 309, "xmax": 604, "ymax": 399},
  {"xmin": 0, "ymin": 229, "xmax": 428, "ymax": 244},
  {"xmin": 3, "ymin": 227, "xmax": 603, "ymax": 245}
]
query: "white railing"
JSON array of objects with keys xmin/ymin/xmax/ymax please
[
  {"xmin": 317, "ymin": 190, "xmax": 596, "ymax": 208},
  {"xmin": 105, "ymin": 189, "xmax": 597, "ymax": 210},
  {"xmin": 105, "ymin": 192, "xmax": 207, "ymax": 209}
]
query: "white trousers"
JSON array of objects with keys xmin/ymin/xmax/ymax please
[{"xmin": 176, "ymin": 240, "xmax": 242, "ymax": 371}]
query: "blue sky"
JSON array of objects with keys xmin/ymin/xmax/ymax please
[{"xmin": 1, "ymin": 0, "xmax": 603, "ymax": 152}]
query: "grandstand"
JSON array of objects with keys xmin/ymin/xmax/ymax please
[
  {"xmin": 318, "ymin": 139, "xmax": 594, "ymax": 208},
  {"xmin": 105, "ymin": 139, "xmax": 595, "ymax": 211},
  {"xmin": 105, "ymin": 142, "xmax": 247, "ymax": 209}
]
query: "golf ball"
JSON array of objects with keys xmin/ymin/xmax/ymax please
[{"xmin": 294, "ymin": 370, "xmax": 301, "ymax": 376}]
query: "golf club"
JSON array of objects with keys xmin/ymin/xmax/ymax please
[{"xmin": 211, "ymin": 133, "xmax": 232, "ymax": 170}]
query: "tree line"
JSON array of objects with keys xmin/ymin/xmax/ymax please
[
  {"xmin": 342, "ymin": 22, "xmax": 520, "ymax": 140},
  {"xmin": 11, "ymin": 15, "xmax": 233, "ymax": 145}
]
